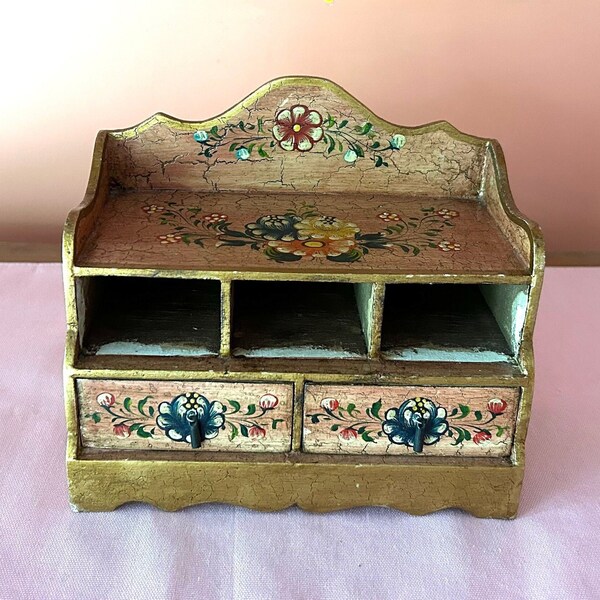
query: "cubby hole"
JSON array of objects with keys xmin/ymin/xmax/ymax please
[
  {"xmin": 78, "ymin": 277, "xmax": 221, "ymax": 356},
  {"xmin": 231, "ymin": 281, "xmax": 369, "ymax": 359},
  {"xmin": 381, "ymin": 283, "xmax": 528, "ymax": 362}
]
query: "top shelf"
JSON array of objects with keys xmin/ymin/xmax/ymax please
[{"xmin": 75, "ymin": 189, "xmax": 529, "ymax": 280}]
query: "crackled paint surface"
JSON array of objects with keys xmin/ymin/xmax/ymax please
[
  {"xmin": 78, "ymin": 379, "xmax": 293, "ymax": 452},
  {"xmin": 303, "ymin": 385, "xmax": 519, "ymax": 457},
  {"xmin": 77, "ymin": 190, "xmax": 527, "ymax": 273},
  {"xmin": 76, "ymin": 81, "xmax": 529, "ymax": 273},
  {"xmin": 105, "ymin": 83, "xmax": 485, "ymax": 197}
]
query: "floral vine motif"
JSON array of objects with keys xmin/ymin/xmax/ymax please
[
  {"xmin": 145, "ymin": 203, "xmax": 460, "ymax": 263},
  {"xmin": 91, "ymin": 392, "xmax": 157, "ymax": 439},
  {"xmin": 306, "ymin": 396, "xmax": 510, "ymax": 453},
  {"xmin": 88, "ymin": 392, "xmax": 286, "ymax": 446},
  {"xmin": 192, "ymin": 105, "xmax": 406, "ymax": 167}
]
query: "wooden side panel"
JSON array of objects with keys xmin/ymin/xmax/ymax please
[
  {"xmin": 483, "ymin": 145, "xmax": 531, "ymax": 267},
  {"xmin": 303, "ymin": 384, "xmax": 519, "ymax": 457},
  {"xmin": 354, "ymin": 282, "xmax": 384, "ymax": 358},
  {"xmin": 77, "ymin": 379, "xmax": 293, "ymax": 452}
]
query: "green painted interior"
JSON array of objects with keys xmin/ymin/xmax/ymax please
[
  {"xmin": 479, "ymin": 284, "xmax": 529, "ymax": 356},
  {"xmin": 80, "ymin": 276, "xmax": 221, "ymax": 357},
  {"xmin": 381, "ymin": 283, "xmax": 518, "ymax": 363},
  {"xmin": 354, "ymin": 282, "xmax": 375, "ymax": 351},
  {"xmin": 231, "ymin": 281, "xmax": 367, "ymax": 359}
]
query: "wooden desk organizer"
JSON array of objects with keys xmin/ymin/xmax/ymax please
[{"xmin": 63, "ymin": 76, "xmax": 544, "ymax": 517}]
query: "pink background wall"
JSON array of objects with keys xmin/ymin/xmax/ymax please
[{"xmin": 1, "ymin": 0, "xmax": 598, "ymax": 253}]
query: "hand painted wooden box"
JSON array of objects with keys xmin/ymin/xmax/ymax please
[{"xmin": 63, "ymin": 76, "xmax": 544, "ymax": 517}]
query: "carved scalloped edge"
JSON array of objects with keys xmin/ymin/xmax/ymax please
[
  {"xmin": 67, "ymin": 458, "xmax": 524, "ymax": 519},
  {"xmin": 71, "ymin": 500, "xmax": 517, "ymax": 519},
  {"xmin": 106, "ymin": 75, "xmax": 489, "ymax": 148}
]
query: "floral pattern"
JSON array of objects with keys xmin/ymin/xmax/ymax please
[
  {"xmin": 382, "ymin": 398, "xmax": 449, "ymax": 452},
  {"xmin": 306, "ymin": 394, "xmax": 510, "ymax": 453},
  {"xmin": 272, "ymin": 105, "xmax": 324, "ymax": 151},
  {"xmin": 157, "ymin": 392, "xmax": 225, "ymax": 444},
  {"xmin": 146, "ymin": 203, "xmax": 459, "ymax": 264},
  {"xmin": 192, "ymin": 105, "xmax": 406, "ymax": 167},
  {"xmin": 246, "ymin": 214, "xmax": 302, "ymax": 241},
  {"xmin": 88, "ymin": 391, "xmax": 287, "ymax": 447}
]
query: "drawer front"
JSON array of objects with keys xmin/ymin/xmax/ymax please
[
  {"xmin": 303, "ymin": 384, "xmax": 519, "ymax": 457},
  {"xmin": 78, "ymin": 379, "xmax": 293, "ymax": 452}
]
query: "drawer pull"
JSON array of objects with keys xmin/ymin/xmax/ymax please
[
  {"xmin": 413, "ymin": 413, "xmax": 427, "ymax": 453},
  {"xmin": 185, "ymin": 409, "xmax": 202, "ymax": 449}
]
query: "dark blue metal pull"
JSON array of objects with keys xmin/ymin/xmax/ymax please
[
  {"xmin": 413, "ymin": 414, "xmax": 427, "ymax": 453},
  {"xmin": 186, "ymin": 409, "xmax": 202, "ymax": 449}
]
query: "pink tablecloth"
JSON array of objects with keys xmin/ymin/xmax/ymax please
[{"xmin": 0, "ymin": 264, "xmax": 598, "ymax": 600}]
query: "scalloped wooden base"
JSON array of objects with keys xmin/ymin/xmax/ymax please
[{"xmin": 67, "ymin": 454, "xmax": 523, "ymax": 518}]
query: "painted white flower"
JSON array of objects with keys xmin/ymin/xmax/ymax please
[
  {"xmin": 390, "ymin": 133, "xmax": 406, "ymax": 149},
  {"xmin": 438, "ymin": 241, "xmax": 461, "ymax": 252},
  {"xmin": 236, "ymin": 147, "xmax": 250, "ymax": 160},
  {"xmin": 97, "ymin": 392, "xmax": 115, "ymax": 408},
  {"xmin": 258, "ymin": 394, "xmax": 279, "ymax": 410},
  {"xmin": 437, "ymin": 208, "xmax": 460, "ymax": 218},
  {"xmin": 344, "ymin": 149, "xmax": 358, "ymax": 163},
  {"xmin": 320, "ymin": 398, "xmax": 340, "ymax": 411},
  {"xmin": 193, "ymin": 130, "xmax": 209, "ymax": 142}
]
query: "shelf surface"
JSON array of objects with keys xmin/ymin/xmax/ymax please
[
  {"xmin": 76, "ymin": 190, "xmax": 529, "ymax": 277},
  {"xmin": 72, "ymin": 352, "xmax": 526, "ymax": 382}
]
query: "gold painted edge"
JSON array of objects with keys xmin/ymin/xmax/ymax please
[
  {"xmin": 367, "ymin": 282, "xmax": 385, "ymax": 358},
  {"xmin": 219, "ymin": 279, "xmax": 232, "ymax": 357},
  {"xmin": 66, "ymin": 366, "xmax": 527, "ymax": 387},
  {"xmin": 67, "ymin": 456, "xmax": 523, "ymax": 518},
  {"xmin": 71, "ymin": 266, "xmax": 532, "ymax": 285},
  {"xmin": 484, "ymin": 141, "xmax": 545, "ymax": 470}
]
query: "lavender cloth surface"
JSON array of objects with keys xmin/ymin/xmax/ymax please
[{"xmin": 0, "ymin": 264, "xmax": 598, "ymax": 600}]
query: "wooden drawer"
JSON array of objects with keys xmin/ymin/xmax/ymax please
[
  {"xmin": 77, "ymin": 379, "xmax": 293, "ymax": 452},
  {"xmin": 303, "ymin": 384, "xmax": 519, "ymax": 457}
]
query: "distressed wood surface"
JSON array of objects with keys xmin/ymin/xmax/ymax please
[
  {"xmin": 303, "ymin": 384, "xmax": 519, "ymax": 457},
  {"xmin": 78, "ymin": 379, "xmax": 294, "ymax": 452},
  {"xmin": 68, "ymin": 455, "xmax": 524, "ymax": 518},
  {"xmin": 74, "ymin": 352, "xmax": 528, "ymax": 381},
  {"xmin": 483, "ymin": 143, "xmax": 532, "ymax": 267},
  {"xmin": 105, "ymin": 80, "xmax": 485, "ymax": 198},
  {"xmin": 76, "ymin": 190, "xmax": 528, "ymax": 275},
  {"xmin": 62, "ymin": 76, "xmax": 545, "ymax": 517}
]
